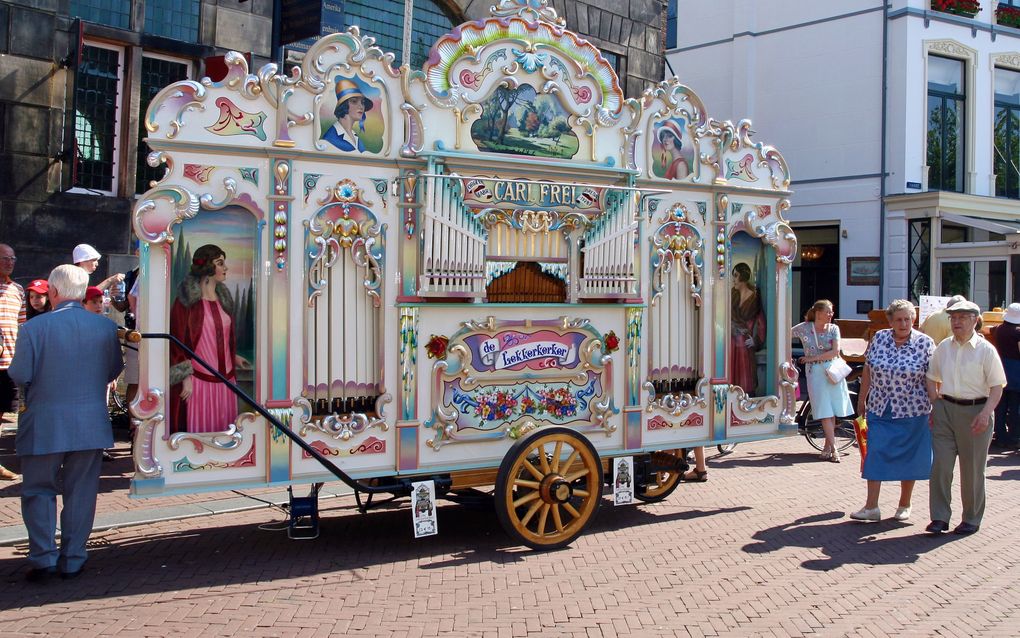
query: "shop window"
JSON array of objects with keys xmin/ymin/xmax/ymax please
[
  {"xmin": 995, "ymin": 66, "xmax": 1020, "ymax": 198},
  {"xmin": 70, "ymin": 0, "xmax": 131, "ymax": 30},
  {"xmin": 941, "ymin": 260, "xmax": 1008, "ymax": 310},
  {"xmin": 940, "ymin": 221, "xmax": 1004, "ymax": 244},
  {"xmin": 144, "ymin": 0, "xmax": 200, "ymax": 43},
  {"xmin": 136, "ymin": 55, "xmax": 191, "ymax": 194},
  {"xmin": 73, "ymin": 43, "xmax": 122, "ymax": 194},
  {"xmin": 927, "ymin": 55, "xmax": 966, "ymax": 193},
  {"xmin": 344, "ymin": 0, "xmax": 457, "ymax": 68}
]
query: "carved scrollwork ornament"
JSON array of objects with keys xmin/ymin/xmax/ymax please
[
  {"xmin": 644, "ymin": 378, "xmax": 709, "ymax": 415},
  {"xmin": 168, "ymin": 418, "xmax": 249, "ymax": 452},
  {"xmin": 133, "ymin": 186, "xmax": 200, "ymax": 245},
  {"xmin": 131, "ymin": 388, "xmax": 165, "ymax": 479}
]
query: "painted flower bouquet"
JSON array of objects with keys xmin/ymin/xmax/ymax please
[
  {"xmin": 474, "ymin": 391, "xmax": 518, "ymax": 421},
  {"xmin": 998, "ymin": 3, "xmax": 1020, "ymax": 28},
  {"xmin": 931, "ymin": 0, "xmax": 980, "ymax": 18},
  {"xmin": 539, "ymin": 388, "xmax": 578, "ymax": 417}
]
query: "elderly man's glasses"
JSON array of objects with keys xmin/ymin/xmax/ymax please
[{"xmin": 0, "ymin": 257, "xmax": 16, "ymax": 262}]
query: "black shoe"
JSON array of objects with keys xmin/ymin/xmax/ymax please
[
  {"xmin": 60, "ymin": 561, "xmax": 87, "ymax": 579},
  {"xmin": 25, "ymin": 566, "xmax": 57, "ymax": 583},
  {"xmin": 925, "ymin": 520, "xmax": 949, "ymax": 534},
  {"xmin": 953, "ymin": 522, "xmax": 980, "ymax": 535}
]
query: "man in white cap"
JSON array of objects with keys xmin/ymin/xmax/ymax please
[
  {"xmin": 925, "ymin": 299, "xmax": 1006, "ymax": 535},
  {"xmin": 72, "ymin": 244, "xmax": 124, "ymax": 291}
]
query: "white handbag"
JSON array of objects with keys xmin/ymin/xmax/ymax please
[
  {"xmin": 824, "ymin": 357, "xmax": 853, "ymax": 384},
  {"xmin": 812, "ymin": 325, "xmax": 852, "ymax": 384}
]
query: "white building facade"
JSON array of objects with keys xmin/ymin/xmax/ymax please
[{"xmin": 668, "ymin": 0, "xmax": 1020, "ymax": 316}]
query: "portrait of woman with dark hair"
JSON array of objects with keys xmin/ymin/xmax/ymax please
[
  {"xmin": 730, "ymin": 262, "xmax": 766, "ymax": 394},
  {"xmin": 169, "ymin": 244, "xmax": 250, "ymax": 433}
]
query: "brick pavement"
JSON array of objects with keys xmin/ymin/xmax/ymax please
[{"xmin": 1, "ymin": 436, "xmax": 1018, "ymax": 636}]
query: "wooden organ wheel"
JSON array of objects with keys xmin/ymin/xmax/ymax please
[{"xmin": 494, "ymin": 427, "xmax": 602, "ymax": 550}]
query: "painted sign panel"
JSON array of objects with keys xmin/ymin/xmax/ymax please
[
  {"xmin": 459, "ymin": 176, "xmax": 604, "ymax": 214},
  {"xmin": 425, "ymin": 319, "xmax": 617, "ymax": 447}
]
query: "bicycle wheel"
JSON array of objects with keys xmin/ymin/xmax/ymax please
[
  {"xmin": 834, "ymin": 420, "xmax": 857, "ymax": 451},
  {"xmin": 716, "ymin": 443, "xmax": 737, "ymax": 455}
]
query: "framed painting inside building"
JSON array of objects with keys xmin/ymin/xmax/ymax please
[{"xmin": 847, "ymin": 257, "xmax": 880, "ymax": 286}]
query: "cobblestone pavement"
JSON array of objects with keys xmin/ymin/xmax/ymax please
[{"xmin": 1, "ymin": 435, "xmax": 1018, "ymax": 637}]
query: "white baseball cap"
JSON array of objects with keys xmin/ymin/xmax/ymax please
[{"xmin": 72, "ymin": 243, "xmax": 101, "ymax": 264}]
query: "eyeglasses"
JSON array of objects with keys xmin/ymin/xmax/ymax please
[{"xmin": 0, "ymin": 257, "xmax": 16, "ymax": 262}]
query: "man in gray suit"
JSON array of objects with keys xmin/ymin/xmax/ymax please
[{"xmin": 8, "ymin": 265, "xmax": 124, "ymax": 581}]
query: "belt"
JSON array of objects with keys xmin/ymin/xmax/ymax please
[{"xmin": 941, "ymin": 395, "xmax": 987, "ymax": 406}]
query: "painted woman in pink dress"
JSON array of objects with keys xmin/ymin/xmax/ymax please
[
  {"xmin": 730, "ymin": 262, "xmax": 766, "ymax": 394},
  {"xmin": 169, "ymin": 244, "xmax": 249, "ymax": 433}
]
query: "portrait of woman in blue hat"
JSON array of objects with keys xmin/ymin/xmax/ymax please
[{"xmin": 322, "ymin": 77, "xmax": 377, "ymax": 152}]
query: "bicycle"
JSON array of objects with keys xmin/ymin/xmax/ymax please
[{"xmin": 794, "ymin": 362, "xmax": 860, "ymax": 452}]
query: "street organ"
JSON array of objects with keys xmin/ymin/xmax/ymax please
[{"xmin": 131, "ymin": 0, "xmax": 798, "ymax": 548}]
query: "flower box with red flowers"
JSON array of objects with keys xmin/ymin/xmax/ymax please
[
  {"xmin": 932, "ymin": 0, "xmax": 981, "ymax": 18},
  {"xmin": 998, "ymin": 4, "xmax": 1020, "ymax": 28}
]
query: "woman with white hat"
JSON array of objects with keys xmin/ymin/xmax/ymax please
[
  {"xmin": 991, "ymin": 302, "xmax": 1020, "ymax": 450},
  {"xmin": 72, "ymin": 243, "xmax": 124, "ymax": 291}
]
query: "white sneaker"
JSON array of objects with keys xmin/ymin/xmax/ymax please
[
  {"xmin": 893, "ymin": 506, "xmax": 911, "ymax": 521},
  {"xmin": 849, "ymin": 507, "xmax": 881, "ymax": 522}
]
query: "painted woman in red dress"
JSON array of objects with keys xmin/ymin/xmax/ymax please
[
  {"xmin": 169, "ymin": 244, "xmax": 249, "ymax": 433},
  {"xmin": 730, "ymin": 262, "xmax": 766, "ymax": 394}
]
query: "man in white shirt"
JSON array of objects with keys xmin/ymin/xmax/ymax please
[{"xmin": 925, "ymin": 300, "xmax": 1006, "ymax": 535}]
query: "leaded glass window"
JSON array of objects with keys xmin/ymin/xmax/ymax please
[
  {"xmin": 145, "ymin": 0, "xmax": 201, "ymax": 43},
  {"xmin": 136, "ymin": 56, "xmax": 190, "ymax": 194},
  {"xmin": 70, "ymin": 0, "xmax": 131, "ymax": 30},
  {"xmin": 74, "ymin": 44, "xmax": 121, "ymax": 193},
  {"xmin": 667, "ymin": 0, "xmax": 677, "ymax": 49},
  {"xmin": 344, "ymin": 0, "xmax": 456, "ymax": 67}
]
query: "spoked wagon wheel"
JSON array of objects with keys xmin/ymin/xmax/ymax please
[
  {"xmin": 495, "ymin": 427, "xmax": 602, "ymax": 550},
  {"xmin": 635, "ymin": 449, "xmax": 685, "ymax": 503}
]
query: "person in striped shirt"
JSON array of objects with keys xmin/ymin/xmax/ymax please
[{"xmin": 0, "ymin": 243, "xmax": 25, "ymax": 481}]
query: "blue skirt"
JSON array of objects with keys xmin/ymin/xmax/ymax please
[{"xmin": 862, "ymin": 407, "xmax": 932, "ymax": 481}]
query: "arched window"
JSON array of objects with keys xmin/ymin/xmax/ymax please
[{"xmin": 344, "ymin": 0, "xmax": 458, "ymax": 68}]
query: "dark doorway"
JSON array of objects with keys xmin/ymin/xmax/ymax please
[{"xmin": 792, "ymin": 225, "xmax": 841, "ymax": 318}]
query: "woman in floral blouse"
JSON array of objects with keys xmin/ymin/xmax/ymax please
[
  {"xmin": 792, "ymin": 300, "xmax": 854, "ymax": 462},
  {"xmin": 850, "ymin": 299, "xmax": 935, "ymax": 522}
]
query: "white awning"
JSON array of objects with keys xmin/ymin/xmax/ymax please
[{"xmin": 941, "ymin": 212, "xmax": 1020, "ymax": 235}]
